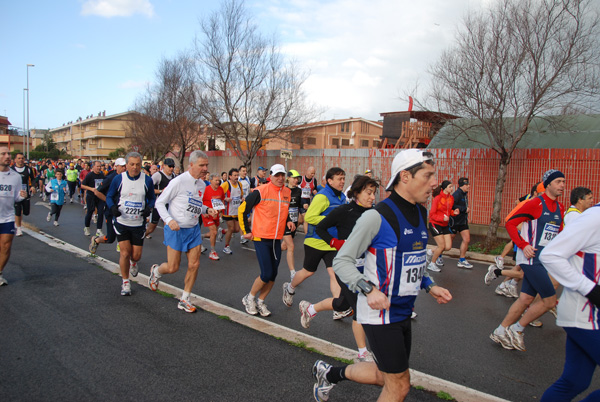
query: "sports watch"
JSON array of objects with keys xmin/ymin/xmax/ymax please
[{"xmin": 357, "ymin": 279, "xmax": 375, "ymax": 296}]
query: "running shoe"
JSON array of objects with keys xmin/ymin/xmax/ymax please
[
  {"xmin": 70, "ymin": 197, "xmax": 73, "ymax": 204},
  {"xmin": 490, "ymin": 331, "xmax": 514, "ymax": 350},
  {"xmin": 436, "ymin": 256, "xmax": 444, "ymax": 266},
  {"xmin": 332, "ymin": 307, "xmax": 353, "ymax": 320},
  {"xmin": 209, "ymin": 251, "xmax": 220, "ymax": 261},
  {"xmin": 201, "ymin": 245, "xmax": 207, "ymax": 254},
  {"xmin": 506, "ymin": 326, "xmax": 526, "ymax": 351},
  {"xmin": 529, "ymin": 320, "xmax": 543, "ymax": 327},
  {"xmin": 457, "ymin": 259, "xmax": 473, "ymax": 269},
  {"xmin": 15, "ymin": 227, "xmax": 23, "ymax": 237},
  {"xmin": 507, "ymin": 283, "xmax": 519, "ymax": 298},
  {"xmin": 427, "ymin": 262, "xmax": 441, "ymax": 272},
  {"xmin": 121, "ymin": 281, "xmax": 131, "ymax": 296},
  {"xmin": 411, "ymin": 311, "xmax": 418, "ymax": 319},
  {"xmin": 148, "ymin": 264, "xmax": 160, "ymax": 291},
  {"xmin": 0, "ymin": 276, "xmax": 7, "ymax": 286},
  {"xmin": 42, "ymin": 194, "xmax": 47, "ymax": 201},
  {"xmin": 256, "ymin": 300, "xmax": 271, "ymax": 317},
  {"xmin": 495, "ymin": 282, "xmax": 507, "ymax": 295},
  {"xmin": 494, "ymin": 255, "xmax": 505, "ymax": 269},
  {"xmin": 426, "ymin": 248, "xmax": 433, "ymax": 264},
  {"xmin": 485, "ymin": 265, "xmax": 498, "ymax": 285},
  {"xmin": 96, "ymin": 229, "xmax": 103, "ymax": 237},
  {"xmin": 84, "ymin": 227, "xmax": 91, "ymax": 236},
  {"xmin": 130, "ymin": 260, "xmax": 139, "ymax": 277},
  {"xmin": 240, "ymin": 237, "xmax": 249, "ymax": 245},
  {"xmin": 46, "ymin": 212, "xmax": 51, "ymax": 222},
  {"xmin": 356, "ymin": 350, "xmax": 373, "ymax": 362},
  {"xmin": 53, "ymin": 221, "xmax": 59, "ymax": 226},
  {"xmin": 242, "ymin": 294, "xmax": 258, "ymax": 315},
  {"xmin": 282, "ymin": 282, "xmax": 294, "ymax": 307},
  {"xmin": 223, "ymin": 246, "xmax": 233, "ymax": 255},
  {"xmin": 313, "ymin": 360, "xmax": 335, "ymax": 402},
  {"xmin": 549, "ymin": 306, "xmax": 557, "ymax": 318},
  {"xmin": 217, "ymin": 229, "xmax": 225, "ymax": 242},
  {"xmin": 299, "ymin": 300, "xmax": 314, "ymax": 328},
  {"xmin": 178, "ymin": 298, "xmax": 197, "ymax": 313},
  {"xmin": 89, "ymin": 236, "xmax": 99, "ymax": 254},
  {"xmin": 83, "ymin": 203, "xmax": 86, "ymax": 209}
]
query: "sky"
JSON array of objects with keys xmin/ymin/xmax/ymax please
[{"xmin": 1, "ymin": 0, "xmax": 491, "ymax": 131}]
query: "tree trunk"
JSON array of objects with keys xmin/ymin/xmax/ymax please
[{"xmin": 484, "ymin": 155, "xmax": 510, "ymax": 250}]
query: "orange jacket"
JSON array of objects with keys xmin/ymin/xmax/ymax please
[
  {"xmin": 239, "ymin": 182, "xmax": 291, "ymax": 240},
  {"xmin": 429, "ymin": 192, "xmax": 457, "ymax": 227}
]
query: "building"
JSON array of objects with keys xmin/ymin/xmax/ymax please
[
  {"xmin": 50, "ymin": 111, "xmax": 135, "ymax": 159},
  {"xmin": 266, "ymin": 117, "xmax": 383, "ymax": 150},
  {"xmin": 0, "ymin": 116, "xmax": 34, "ymax": 152},
  {"xmin": 378, "ymin": 110, "xmax": 459, "ymax": 149}
]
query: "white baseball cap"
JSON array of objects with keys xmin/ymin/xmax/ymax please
[
  {"xmin": 270, "ymin": 164, "xmax": 286, "ymax": 176},
  {"xmin": 115, "ymin": 158, "xmax": 126, "ymax": 166},
  {"xmin": 385, "ymin": 149, "xmax": 434, "ymax": 191}
]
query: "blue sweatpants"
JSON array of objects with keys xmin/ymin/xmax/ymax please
[{"xmin": 541, "ymin": 327, "xmax": 600, "ymax": 401}]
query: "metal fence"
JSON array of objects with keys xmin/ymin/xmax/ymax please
[{"xmin": 203, "ymin": 148, "xmax": 600, "ymax": 227}]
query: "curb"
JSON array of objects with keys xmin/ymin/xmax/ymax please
[
  {"xmin": 24, "ymin": 227, "xmax": 509, "ymax": 402},
  {"xmin": 427, "ymin": 244, "xmax": 515, "ymax": 267}
]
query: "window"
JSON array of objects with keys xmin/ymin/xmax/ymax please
[
  {"xmin": 361, "ymin": 122, "xmax": 369, "ymax": 133},
  {"xmin": 340, "ymin": 122, "xmax": 350, "ymax": 132},
  {"xmin": 306, "ymin": 137, "xmax": 316, "ymax": 145},
  {"xmin": 342, "ymin": 138, "xmax": 350, "ymax": 146},
  {"xmin": 332, "ymin": 138, "xmax": 340, "ymax": 146},
  {"xmin": 361, "ymin": 139, "xmax": 369, "ymax": 147},
  {"xmin": 373, "ymin": 140, "xmax": 381, "ymax": 148}
]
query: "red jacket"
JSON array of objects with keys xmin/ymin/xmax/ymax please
[{"xmin": 429, "ymin": 192, "xmax": 457, "ymax": 227}]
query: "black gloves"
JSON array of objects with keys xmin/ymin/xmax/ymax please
[
  {"xmin": 586, "ymin": 285, "xmax": 600, "ymax": 308},
  {"xmin": 142, "ymin": 206, "xmax": 152, "ymax": 218},
  {"xmin": 110, "ymin": 205, "xmax": 121, "ymax": 217}
]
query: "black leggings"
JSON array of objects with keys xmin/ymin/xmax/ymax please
[
  {"xmin": 67, "ymin": 181, "xmax": 77, "ymax": 198},
  {"xmin": 50, "ymin": 204, "xmax": 63, "ymax": 221},
  {"xmin": 84, "ymin": 195, "xmax": 104, "ymax": 229}
]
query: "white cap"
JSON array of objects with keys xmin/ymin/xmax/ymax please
[
  {"xmin": 385, "ymin": 149, "xmax": 433, "ymax": 191},
  {"xmin": 115, "ymin": 158, "xmax": 126, "ymax": 166},
  {"xmin": 270, "ymin": 164, "xmax": 286, "ymax": 176}
]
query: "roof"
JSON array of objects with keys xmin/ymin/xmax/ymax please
[
  {"xmin": 428, "ymin": 114, "xmax": 600, "ymax": 149},
  {"xmin": 0, "ymin": 117, "xmax": 11, "ymax": 126},
  {"xmin": 49, "ymin": 111, "xmax": 137, "ymax": 132},
  {"xmin": 379, "ymin": 110, "xmax": 460, "ymax": 121},
  {"xmin": 282, "ymin": 117, "xmax": 382, "ymax": 132}
]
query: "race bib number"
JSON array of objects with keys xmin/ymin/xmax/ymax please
[
  {"xmin": 301, "ymin": 187, "xmax": 311, "ymax": 198},
  {"xmin": 231, "ymin": 197, "xmax": 242, "ymax": 207},
  {"xmin": 50, "ymin": 191, "xmax": 59, "ymax": 201},
  {"xmin": 94, "ymin": 179, "xmax": 103, "ymax": 189},
  {"xmin": 212, "ymin": 198, "xmax": 225, "ymax": 211},
  {"xmin": 399, "ymin": 250, "xmax": 427, "ymax": 296},
  {"xmin": 539, "ymin": 223, "xmax": 560, "ymax": 247},
  {"xmin": 123, "ymin": 200, "xmax": 143, "ymax": 220},
  {"xmin": 289, "ymin": 207, "xmax": 299, "ymax": 222},
  {"xmin": 0, "ymin": 184, "xmax": 13, "ymax": 197},
  {"xmin": 185, "ymin": 197, "xmax": 203, "ymax": 220}
]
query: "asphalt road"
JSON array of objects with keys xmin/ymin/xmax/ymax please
[{"xmin": 9, "ymin": 196, "xmax": 600, "ymax": 401}]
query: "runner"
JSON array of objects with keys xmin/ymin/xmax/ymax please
[
  {"xmin": 239, "ymin": 164, "xmax": 294, "ymax": 317},
  {"xmin": 282, "ymin": 169, "xmax": 302, "ymax": 281},
  {"xmin": 106, "ymin": 152, "xmax": 155, "ymax": 296},
  {"xmin": 250, "ymin": 166, "xmax": 268, "ymax": 189},
  {"xmin": 220, "ymin": 168, "xmax": 243, "ymax": 255},
  {"xmin": 144, "ymin": 158, "xmax": 175, "ymax": 239},
  {"xmin": 238, "ymin": 165, "xmax": 251, "ymax": 245},
  {"xmin": 43, "ymin": 162, "xmax": 56, "ymax": 202},
  {"xmin": 202, "ymin": 174, "xmax": 226, "ymax": 261},
  {"xmin": 11, "ymin": 152, "xmax": 36, "ymax": 237},
  {"xmin": 450, "ymin": 177, "xmax": 473, "ymax": 268},
  {"xmin": 299, "ymin": 166, "xmax": 318, "ymax": 233},
  {"xmin": 79, "ymin": 162, "xmax": 90, "ymax": 205},
  {"xmin": 490, "ymin": 169, "xmax": 565, "ymax": 351},
  {"xmin": 88, "ymin": 158, "xmax": 127, "ymax": 255},
  {"xmin": 66, "ymin": 163, "xmax": 79, "ymax": 203},
  {"xmin": 282, "ymin": 167, "xmax": 346, "ymax": 313},
  {"xmin": 299, "ymin": 175, "xmax": 379, "ymax": 362},
  {"xmin": 312, "ymin": 149, "xmax": 452, "ymax": 402},
  {"xmin": 81, "ymin": 161, "xmax": 105, "ymax": 237},
  {"xmin": 45, "ymin": 169, "xmax": 68, "ymax": 226},
  {"xmin": 563, "ymin": 186, "xmax": 593, "ymax": 226},
  {"xmin": 148, "ymin": 150, "xmax": 215, "ymax": 313},
  {"xmin": 426, "ymin": 180, "xmax": 459, "ymax": 272},
  {"xmin": 0, "ymin": 146, "xmax": 27, "ymax": 286},
  {"xmin": 539, "ymin": 201, "xmax": 600, "ymax": 401}
]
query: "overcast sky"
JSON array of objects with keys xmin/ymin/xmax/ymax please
[{"xmin": 1, "ymin": 0, "xmax": 490, "ymax": 130}]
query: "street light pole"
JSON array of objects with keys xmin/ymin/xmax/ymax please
[
  {"xmin": 26, "ymin": 64, "xmax": 34, "ymax": 160},
  {"xmin": 23, "ymin": 88, "xmax": 27, "ymax": 153}
]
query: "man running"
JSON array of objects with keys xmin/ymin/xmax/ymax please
[
  {"xmin": 149, "ymin": 150, "xmax": 215, "ymax": 313},
  {"xmin": 299, "ymin": 166, "xmax": 318, "ymax": 233},
  {"xmin": 490, "ymin": 169, "xmax": 565, "ymax": 351},
  {"xmin": 250, "ymin": 166, "xmax": 268, "ymax": 189},
  {"xmin": 563, "ymin": 186, "xmax": 593, "ymax": 226},
  {"xmin": 144, "ymin": 158, "xmax": 175, "ymax": 239},
  {"xmin": 66, "ymin": 163, "xmax": 79, "ymax": 203},
  {"xmin": 238, "ymin": 165, "xmax": 251, "ymax": 245},
  {"xmin": 239, "ymin": 164, "xmax": 294, "ymax": 317},
  {"xmin": 312, "ymin": 149, "xmax": 452, "ymax": 402},
  {"xmin": 106, "ymin": 152, "xmax": 155, "ymax": 296},
  {"xmin": 451, "ymin": 177, "xmax": 473, "ymax": 268},
  {"xmin": 81, "ymin": 161, "xmax": 105, "ymax": 237},
  {"xmin": 0, "ymin": 147, "xmax": 27, "ymax": 286},
  {"xmin": 220, "ymin": 168, "xmax": 243, "ymax": 255},
  {"xmin": 11, "ymin": 152, "xmax": 36, "ymax": 237}
]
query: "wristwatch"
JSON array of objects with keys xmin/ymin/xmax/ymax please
[{"xmin": 357, "ymin": 279, "xmax": 374, "ymax": 296}]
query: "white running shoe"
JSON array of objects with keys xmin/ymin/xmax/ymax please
[
  {"xmin": 240, "ymin": 237, "xmax": 249, "ymax": 244},
  {"xmin": 411, "ymin": 311, "xmax": 418, "ymax": 319},
  {"xmin": 217, "ymin": 229, "xmax": 225, "ymax": 242},
  {"xmin": 507, "ymin": 283, "xmax": 520, "ymax": 298},
  {"xmin": 53, "ymin": 221, "xmax": 59, "ymax": 227},
  {"xmin": 209, "ymin": 251, "xmax": 220, "ymax": 261},
  {"xmin": 485, "ymin": 265, "xmax": 499, "ymax": 285},
  {"xmin": 223, "ymin": 245, "xmax": 233, "ymax": 255},
  {"xmin": 299, "ymin": 300, "xmax": 314, "ymax": 328},
  {"xmin": 490, "ymin": 331, "xmax": 514, "ymax": 350},
  {"xmin": 356, "ymin": 350, "xmax": 373, "ymax": 362},
  {"xmin": 130, "ymin": 260, "xmax": 139, "ymax": 277},
  {"xmin": 457, "ymin": 259, "xmax": 473, "ymax": 269},
  {"xmin": 495, "ymin": 255, "xmax": 505, "ymax": 269},
  {"xmin": 201, "ymin": 245, "xmax": 207, "ymax": 254},
  {"xmin": 178, "ymin": 298, "xmax": 197, "ymax": 313},
  {"xmin": 0, "ymin": 276, "xmax": 7, "ymax": 286},
  {"xmin": 506, "ymin": 326, "xmax": 526, "ymax": 351},
  {"xmin": 96, "ymin": 229, "xmax": 103, "ymax": 237},
  {"xmin": 242, "ymin": 294, "xmax": 258, "ymax": 315},
  {"xmin": 121, "ymin": 281, "xmax": 131, "ymax": 296},
  {"xmin": 84, "ymin": 227, "xmax": 91, "ymax": 236},
  {"xmin": 282, "ymin": 282, "xmax": 294, "ymax": 307},
  {"xmin": 427, "ymin": 262, "xmax": 441, "ymax": 272},
  {"xmin": 148, "ymin": 264, "xmax": 160, "ymax": 291},
  {"xmin": 332, "ymin": 307, "xmax": 353, "ymax": 320},
  {"xmin": 426, "ymin": 248, "xmax": 433, "ymax": 264},
  {"xmin": 256, "ymin": 300, "xmax": 271, "ymax": 317},
  {"xmin": 46, "ymin": 212, "xmax": 51, "ymax": 222},
  {"xmin": 15, "ymin": 227, "xmax": 23, "ymax": 237},
  {"xmin": 313, "ymin": 360, "xmax": 335, "ymax": 402}
]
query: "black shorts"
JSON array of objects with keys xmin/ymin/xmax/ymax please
[
  {"xmin": 429, "ymin": 222, "xmax": 451, "ymax": 237},
  {"xmin": 363, "ymin": 319, "xmax": 412, "ymax": 374},
  {"xmin": 114, "ymin": 221, "xmax": 146, "ymax": 246},
  {"xmin": 303, "ymin": 245, "xmax": 336, "ymax": 272},
  {"xmin": 14, "ymin": 199, "xmax": 31, "ymax": 217},
  {"xmin": 284, "ymin": 223, "xmax": 297, "ymax": 237},
  {"xmin": 222, "ymin": 216, "xmax": 237, "ymax": 222},
  {"xmin": 450, "ymin": 222, "xmax": 469, "ymax": 234}
]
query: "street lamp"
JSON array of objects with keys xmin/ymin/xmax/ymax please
[
  {"xmin": 23, "ymin": 88, "xmax": 27, "ymax": 153},
  {"xmin": 26, "ymin": 64, "xmax": 34, "ymax": 160}
]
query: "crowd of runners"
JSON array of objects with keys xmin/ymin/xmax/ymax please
[{"xmin": 0, "ymin": 146, "xmax": 598, "ymax": 402}]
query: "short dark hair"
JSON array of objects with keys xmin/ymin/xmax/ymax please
[
  {"xmin": 326, "ymin": 167, "xmax": 345, "ymax": 181},
  {"xmin": 570, "ymin": 187, "xmax": 592, "ymax": 206},
  {"xmin": 228, "ymin": 168, "xmax": 239, "ymax": 177},
  {"xmin": 15, "ymin": 152, "xmax": 24, "ymax": 157},
  {"xmin": 530, "ymin": 182, "xmax": 541, "ymax": 197},
  {"xmin": 350, "ymin": 175, "xmax": 380, "ymax": 199},
  {"xmin": 239, "ymin": 165, "xmax": 247, "ymax": 170}
]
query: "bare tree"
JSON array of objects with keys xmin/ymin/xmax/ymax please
[
  {"xmin": 428, "ymin": 0, "xmax": 600, "ymax": 248},
  {"xmin": 191, "ymin": 0, "xmax": 319, "ymax": 171},
  {"xmin": 129, "ymin": 53, "xmax": 204, "ymax": 167}
]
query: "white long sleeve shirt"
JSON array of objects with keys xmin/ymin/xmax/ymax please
[
  {"xmin": 0, "ymin": 170, "xmax": 25, "ymax": 223},
  {"xmin": 540, "ymin": 203, "xmax": 600, "ymax": 330},
  {"xmin": 155, "ymin": 171, "xmax": 207, "ymax": 229}
]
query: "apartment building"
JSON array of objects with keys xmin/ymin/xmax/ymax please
[{"xmin": 50, "ymin": 111, "xmax": 134, "ymax": 159}]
